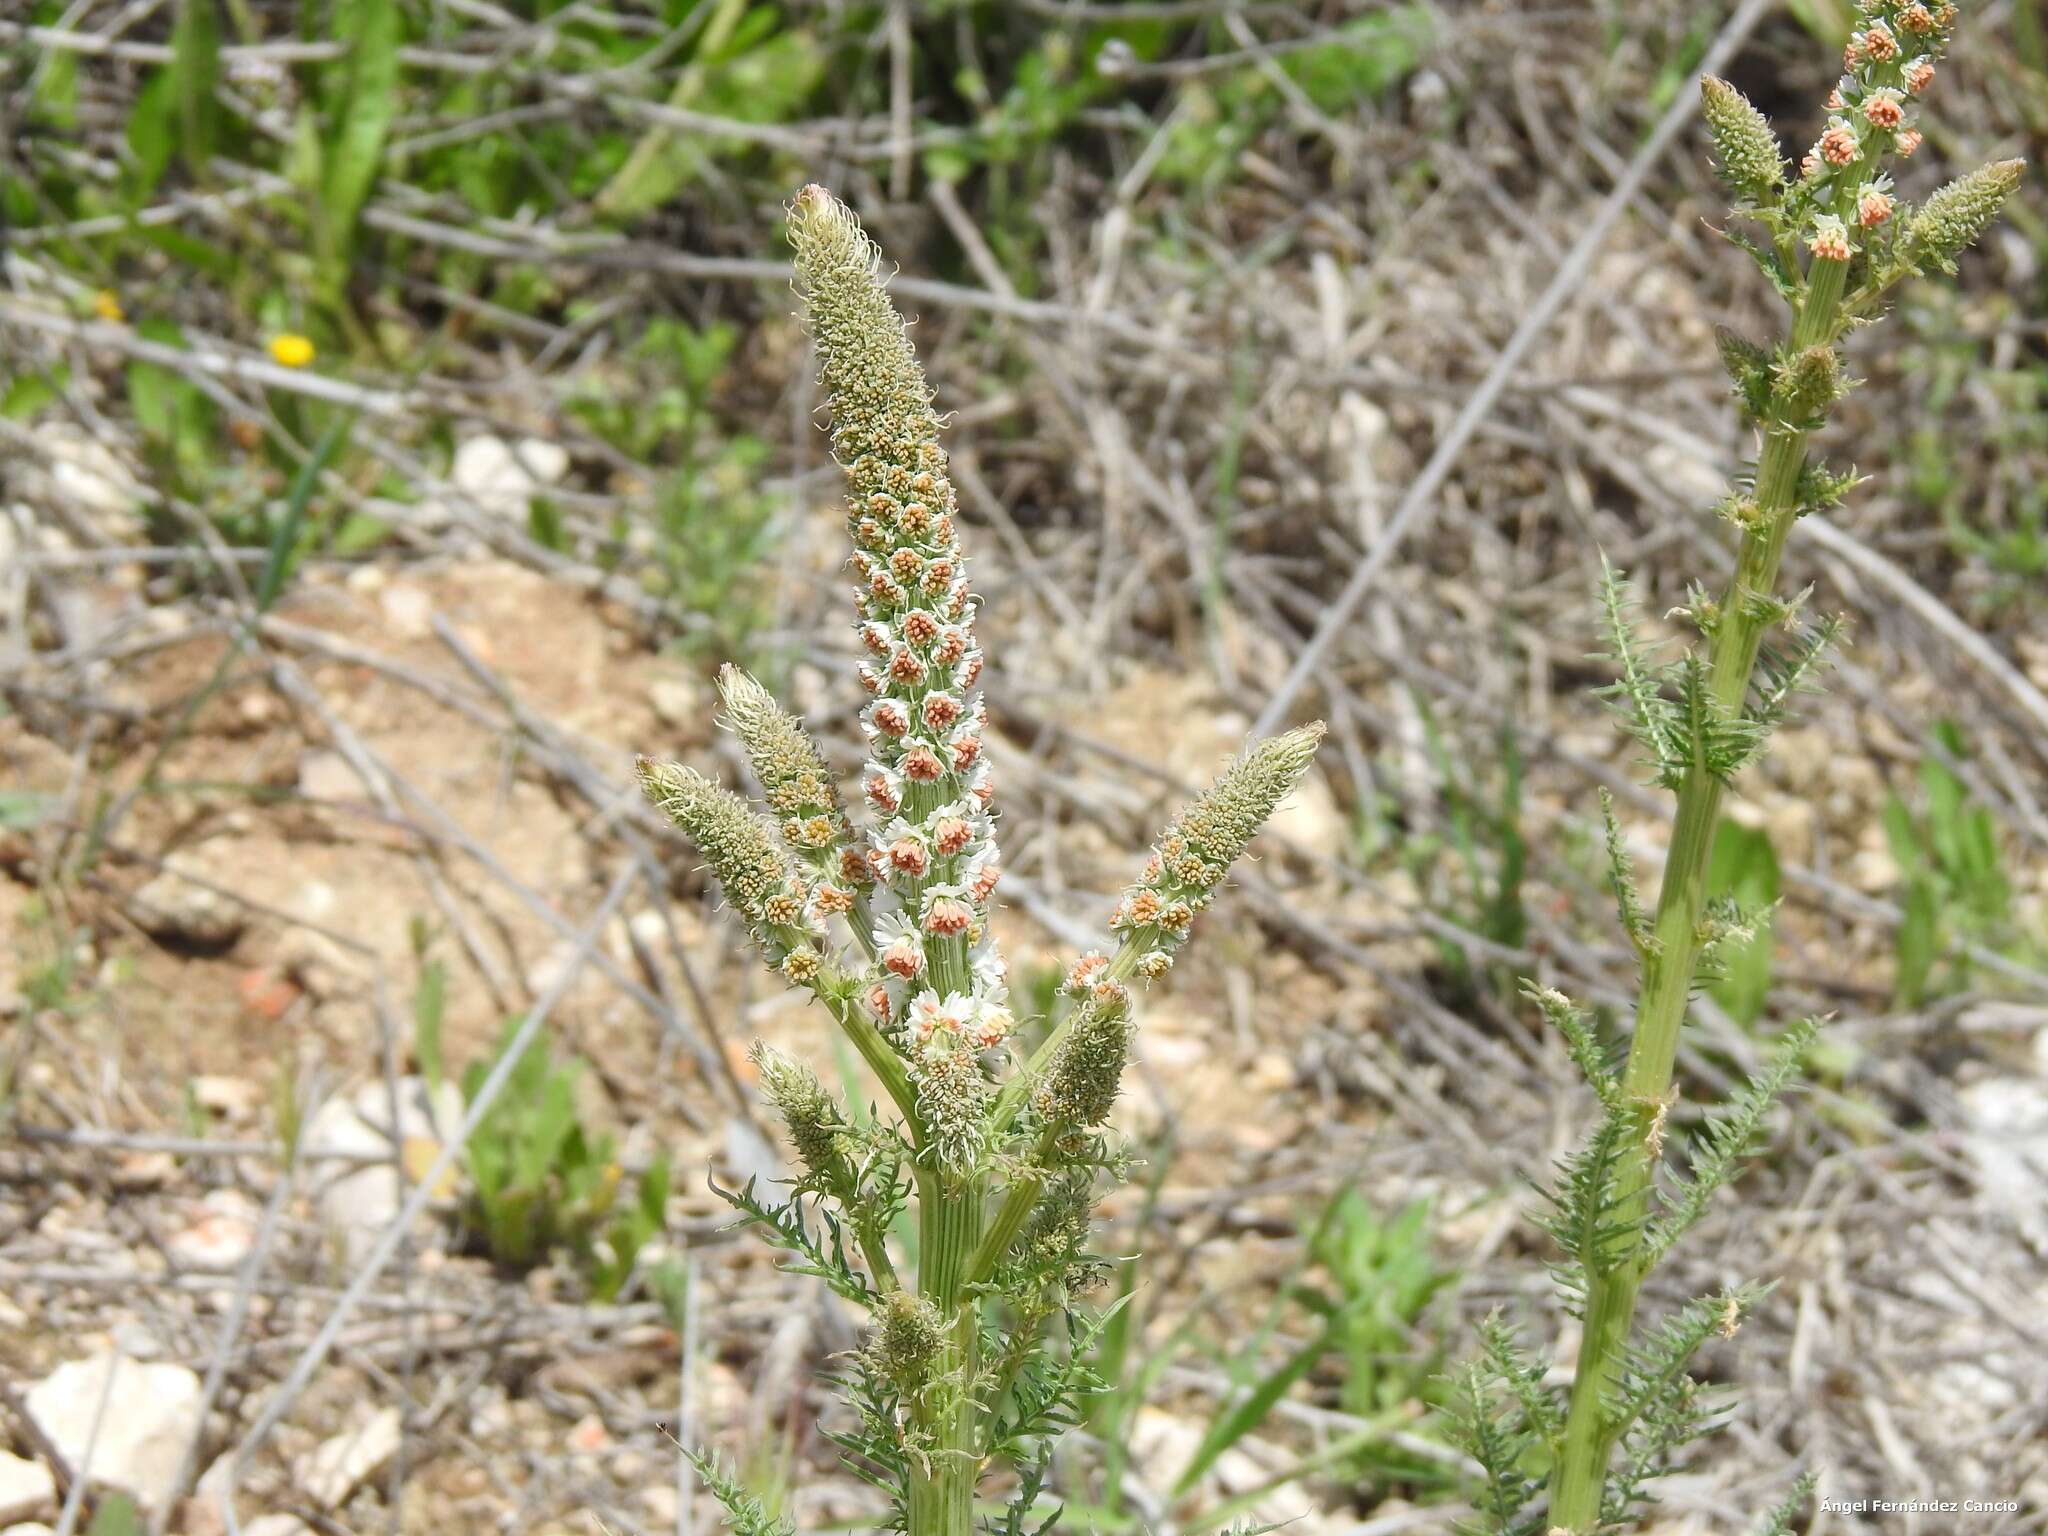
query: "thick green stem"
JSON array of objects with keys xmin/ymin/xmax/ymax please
[
  {"xmin": 968, "ymin": 1129, "xmax": 1058, "ymax": 1284},
  {"xmin": 824, "ymin": 987, "xmax": 920, "ymax": 1128},
  {"xmin": 1547, "ymin": 256, "xmax": 1847, "ymax": 1531},
  {"xmin": 908, "ymin": 1171, "xmax": 986, "ymax": 1536}
]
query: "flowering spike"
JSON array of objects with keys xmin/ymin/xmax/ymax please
[
  {"xmin": 751, "ymin": 1042, "xmax": 851, "ymax": 1189},
  {"xmin": 1699, "ymin": 77, "xmax": 1785, "ymax": 204},
  {"xmin": 637, "ymin": 759, "xmax": 821, "ymax": 967},
  {"xmin": 790, "ymin": 188, "xmax": 1008, "ymax": 1178},
  {"xmin": 717, "ymin": 665, "xmax": 871, "ymax": 898},
  {"xmin": 1111, "ymin": 723, "xmax": 1325, "ymax": 977},
  {"xmin": 1031, "ymin": 988, "xmax": 1133, "ymax": 1130},
  {"xmin": 1902, "ymin": 158, "xmax": 2026, "ymax": 274}
]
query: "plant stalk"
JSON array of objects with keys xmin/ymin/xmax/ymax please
[
  {"xmin": 909, "ymin": 1171, "xmax": 986, "ymax": 1536},
  {"xmin": 1546, "ymin": 253, "xmax": 1848, "ymax": 1531}
]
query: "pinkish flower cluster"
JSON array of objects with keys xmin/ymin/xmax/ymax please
[
  {"xmin": 784, "ymin": 186, "xmax": 1014, "ymax": 1169},
  {"xmin": 1798, "ymin": 0, "xmax": 1957, "ymax": 261}
]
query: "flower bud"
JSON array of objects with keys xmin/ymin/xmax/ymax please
[
  {"xmin": 1699, "ymin": 77, "xmax": 1785, "ymax": 203},
  {"xmin": 751, "ymin": 1042, "xmax": 849, "ymax": 1185},
  {"xmin": 1032, "ymin": 991, "xmax": 1133, "ymax": 1130},
  {"xmin": 1773, "ymin": 343, "xmax": 1846, "ymax": 425},
  {"xmin": 1903, "ymin": 159, "xmax": 2026, "ymax": 274},
  {"xmin": 718, "ymin": 666, "xmax": 853, "ymax": 834},
  {"xmin": 866, "ymin": 1290, "xmax": 948, "ymax": 1392},
  {"xmin": 1713, "ymin": 326, "xmax": 1772, "ymax": 417},
  {"xmin": 638, "ymin": 759, "xmax": 816, "ymax": 957},
  {"xmin": 910, "ymin": 1033, "xmax": 990, "ymax": 1171},
  {"xmin": 789, "ymin": 186, "xmax": 947, "ymax": 491}
]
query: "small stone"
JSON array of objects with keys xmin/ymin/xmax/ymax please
[
  {"xmin": 242, "ymin": 1519, "xmax": 312, "ymax": 1536},
  {"xmin": 111, "ymin": 1151, "xmax": 176, "ymax": 1190},
  {"xmin": 296, "ymin": 751, "xmax": 359, "ymax": 804},
  {"xmin": 302, "ymin": 1078, "xmax": 464, "ymax": 1264},
  {"xmin": 449, "ymin": 435, "xmax": 568, "ymax": 521},
  {"xmin": 524, "ymin": 940, "xmax": 582, "ymax": 998},
  {"xmin": 648, "ymin": 676, "xmax": 702, "ymax": 729},
  {"xmin": 296, "ymin": 1407, "xmax": 401, "ymax": 1509},
  {"xmin": 24, "ymin": 1353, "xmax": 203, "ymax": 1516},
  {"xmin": 641, "ymin": 1485, "xmax": 679, "ymax": 1525},
  {"xmin": 0, "ymin": 1453, "xmax": 55, "ymax": 1524},
  {"xmin": 131, "ymin": 857, "xmax": 244, "ymax": 951},
  {"xmin": 166, "ymin": 1189, "xmax": 261, "ymax": 1273},
  {"xmin": 236, "ymin": 968, "xmax": 301, "ymax": 1023},
  {"xmin": 378, "ymin": 583, "xmax": 434, "ymax": 642},
  {"xmin": 566, "ymin": 1413, "xmax": 608, "ymax": 1454},
  {"xmin": 191, "ymin": 1075, "xmax": 263, "ymax": 1119}
]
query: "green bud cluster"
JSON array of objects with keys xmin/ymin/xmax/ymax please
[
  {"xmin": 788, "ymin": 185, "xmax": 948, "ymax": 491},
  {"xmin": 1771, "ymin": 343, "xmax": 1847, "ymax": 427},
  {"xmin": 718, "ymin": 666, "xmax": 870, "ymax": 895},
  {"xmin": 909, "ymin": 1035, "xmax": 991, "ymax": 1174},
  {"xmin": 1700, "ymin": 76, "xmax": 1786, "ymax": 204},
  {"xmin": 751, "ymin": 1042, "xmax": 851, "ymax": 1188},
  {"xmin": 637, "ymin": 759, "xmax": 820, "ymax": 966},
  {"xmin": 867, "ymin": 1289, "xmax": 949, "ymax": 1393},
  {"xmin": 1902, "ymin": 158, "xmax": 2026, "ymax": 273},
  {"xmin": 1016, "ymin": 1170, "xmax": 1095, "ymax": 1272},
  {"xmin": 1031, "ymin": 990, "xmax": 1133, "ymax": 1131}
]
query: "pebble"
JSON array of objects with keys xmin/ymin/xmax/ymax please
[
  {"xmin": 0, "ymin": 1453, "xmax": 55, "ymax": 1525},
  {"xmin": 445, "ymin": 435, "xmax": 569, "ymax": 521},
  {"xmin": 166, "ymin": 1189, "xmax": 262, "ymax": 1273},
  {"xmin": 295, "ymin": 1407, "xmax": 401, "ymax": 1509},
  {"xmin": 130, "ymin": 856, "xmax": 245, "ymax": 950},
  {"xmin": 302, "ymin": 1077, "xmax": 465, "ymax": 1264},
  {"xmin": 23, "ymin": 1352, "xmax": 203, "ymax": 1516}
]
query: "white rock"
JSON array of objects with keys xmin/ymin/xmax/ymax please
[
  {"xmin": 448, "ymin": 435, "xmax": 568, "ymax": 521},
  {"xmin": 39, "ymin": 426, "xmax": 143, "ymax": 518},
  {"xmin": 0, "ymin": 1452, "xmax": 54, "ymax": 1525},
  {"xmin": 1957, "ymin": 1076, "xmax": 2048, "ymax": 1247},
  {"xmin": 242, "ymin": 1519, "xmax": 312, "ymax": 1536},
  {"xmin": 1643, "ymin": 439, "xmax": 1728, "ymax": 509},
  {"xmin": 296, "ymin": 750, "xmax": 360, "ymax": 804},
  {"xmin": 166, "ymin": 1189, "xmax": 261, "ymax": 1273},
  {"xmin": 3, "ymin": 1524, "xmax": 57, "ymax": 1536},
  {"xmin": 295, "ymin": 1407, "xmax": 401, "ymax": 1509},
  {"xmin": 302, "ymin": 1077, "xmax": 464, "ymax": 1264},
  {"xmin": 131, "ymin": 857, "xmax": 244, "ymax": 950},
  {"xmin": 190, "ymin": 1075, "xmax": 263, "ymax": 1119},
  {"xmin": 23, "ymin": 1353, "xmax": 202, "ymax": 1516},
  {"xmin": 648, "ymin": 676, "xmax": 703, "ymax": 729},
  {"xmin": 377, "ymin": 583, "xmax": 435, "ymax": 642}
]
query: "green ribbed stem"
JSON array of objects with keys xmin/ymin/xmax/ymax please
[
  {"xmin": 908, "ymin": 1172, "xmax": 985, "ymax": 1536},
  {"xmin": 1546, "ymin": 253, "xmax": 1848, "ymax": 1532}
]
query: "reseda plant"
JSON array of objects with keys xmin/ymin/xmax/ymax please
[
  {"xmin": 1450, "ymin": 11, "xmax": 2021, "ymax": 1534},
  {"xmin": 638, "ymin": 186, "xmax": 1322, "ymax": 1536}
]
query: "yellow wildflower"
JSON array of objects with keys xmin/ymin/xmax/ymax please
[
  {"xmin": 268, "ymin": 333, "xmax": 316, "ymax": 369},
  {"xmin": 93, "ymin": 290, "xmax": 124, "ymax": 323}
]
